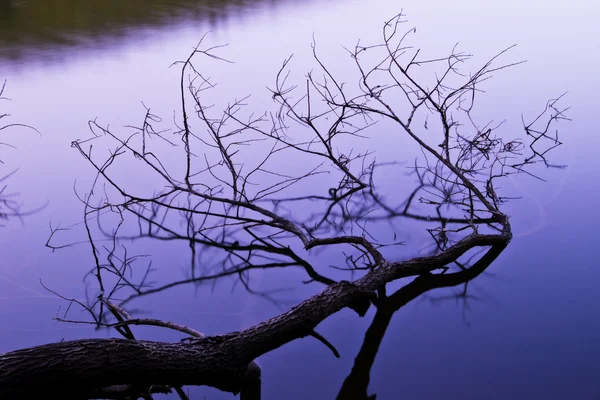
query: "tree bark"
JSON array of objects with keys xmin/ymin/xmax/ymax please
[
  {"xmin": 0, "ymin": 236, "xmax": 508, "ymax": 398},
  {"xmin": 0, "ymin": 280, "xmax": 376, "ymax": 398}
]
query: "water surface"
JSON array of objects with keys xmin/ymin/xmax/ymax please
[{"xmin": 1, "ymin": 1, "xmax": 599, "ymax": 399}]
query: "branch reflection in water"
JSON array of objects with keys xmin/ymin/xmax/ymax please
[{"xmin": 16, "ymin": 12, "xmax": 568, "ymax": 399}]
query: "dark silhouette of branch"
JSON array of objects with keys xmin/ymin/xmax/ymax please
[
  {"xmin": 337, "ymin": 243, "xmax": 508, "ymax": 399},
  {"xmin": 0, "ymin": 11, "xmax": 568, "ymax": 399}
]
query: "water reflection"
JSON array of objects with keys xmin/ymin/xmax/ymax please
[
  {"xmin": 1, "ymin": 0, "xmax": 599, "ymax": 399},
  {"xmin": 31, "ymin": 14, "xmax": 564, "ymax": 395},
  {"xmin": 0, "ymin": 81, "xmax": 44, "ymax": 225},
  {"xmin": 339, "ymin": 245, "xmax": 507, "ymax": 399},
  {"xmin": 0, "ymin": 0, "xmax": 312, "ymax": 64}
]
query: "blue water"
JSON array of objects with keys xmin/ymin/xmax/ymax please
[{"xmin": 1, "ymin": 1, "xmax": 598, "ymax": 399}]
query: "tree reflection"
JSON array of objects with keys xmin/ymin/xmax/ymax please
[
  {"xmin": 0, "ymin": 80, "xmax": 43, "ymax": 226},
  {"xmin": 337, "ymin": 244, "xmax": 506, "ymax": 399},
  {"xmin": 0, "ymin": 12, "xmax": 569, "ymax": 399}
]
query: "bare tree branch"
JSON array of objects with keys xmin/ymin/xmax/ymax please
[{"xmin": 1, "ymin": 12, "xmax": 568, "ymax": 399}]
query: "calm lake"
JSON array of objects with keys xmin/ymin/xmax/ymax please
[{"xmin": 1, "ymin": 1, "xmax": 599, "ymax": 399}]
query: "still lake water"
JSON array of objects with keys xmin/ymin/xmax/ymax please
[{"xmin": 1, "ymin": 1, "xmax": 599, "ymax": 399}]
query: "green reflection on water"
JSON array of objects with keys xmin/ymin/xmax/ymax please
[{"xmin": 0, "ymin": 0, "xmax": 290, "ymax": 62}]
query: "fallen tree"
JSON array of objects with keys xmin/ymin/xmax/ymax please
[{"xmin": 0, "ymin": 12, "xmax": 568, "ymax": 400}]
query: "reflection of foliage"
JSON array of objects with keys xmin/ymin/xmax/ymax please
[
  {"xmin": 0, "ymin": 12, "xmax": 569, "ymax": 400},
  {"xmin": 0, "ymin": 0, "xmax": 301, "ymax": 62}
]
